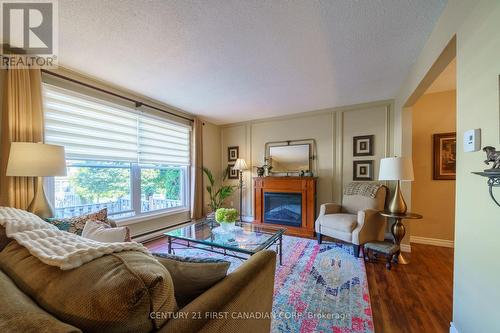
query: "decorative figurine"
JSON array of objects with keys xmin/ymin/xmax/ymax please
[
  {"xmin": 483, "ymin": 146, "xmax": 500, "ymax": 171},
  {"xmin": 263, "ymin": 164, "xmax": 272, "ymax": 177},
  {"xmin": 256, "ymin": 166, "xmax": 265, "ymax": 177}
]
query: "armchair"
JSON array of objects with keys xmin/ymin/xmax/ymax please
[{"xmin": 315, "ymin": 183, "xmax": 387, "ymax": 257}]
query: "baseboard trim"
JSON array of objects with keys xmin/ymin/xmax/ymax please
[
  {"xmin": 410, "ymin": 236, "xmax": 454, "ymax": 248},
  {"xmin": 450, "ymin": 322, "xmax": 459, "ymax": 333},
  {"xmin": 133, "ymin": 221, "xmax": 192, "ymax": 243},
  {"xmin": 400, "ymin": 243, "xmax": 411, "ymax": 253}
]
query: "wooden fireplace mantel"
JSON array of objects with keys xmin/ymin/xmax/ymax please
[{"xmin": 253, "ymin": 176, "xmax": 317, "ymax": 237}]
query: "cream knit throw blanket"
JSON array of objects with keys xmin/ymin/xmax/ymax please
[{"xmin": 0, "ymin": 207, "xmax": 150, "ymax": 270}]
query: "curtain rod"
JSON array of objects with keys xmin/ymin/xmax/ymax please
[{"xmin": 40, "ymin": 69, "xmax": 194, "ymax": 123}]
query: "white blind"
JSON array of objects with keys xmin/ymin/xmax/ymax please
[{"xmin": 43, "ymin": 84, "xmax": 191, "ymax": 165}]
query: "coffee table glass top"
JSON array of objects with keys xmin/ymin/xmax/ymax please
[{"xmin": 164, "ymin": 219, "xmax": 285, "ymax": 255}]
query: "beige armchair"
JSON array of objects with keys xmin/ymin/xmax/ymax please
[{"xmin": 315, "ymin": 183, "xmax": 387, "ymax": 257}]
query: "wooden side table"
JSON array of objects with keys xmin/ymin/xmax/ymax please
[{"xmin": 379, "ymin": 211, "xmax": 423, "ymax": 264}]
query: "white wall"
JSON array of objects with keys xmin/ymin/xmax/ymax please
[
  {"xmin": 394, "ymin": 1, "xmax": 500, "ymax": 331},
  {"xmin": 221, "ymin": 102, "xmax": 393, "ymax": 221}
]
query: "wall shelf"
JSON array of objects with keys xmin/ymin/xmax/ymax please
[{"xmin": 472, "ymin": 171, "xmax": 500, "ymax": 207}]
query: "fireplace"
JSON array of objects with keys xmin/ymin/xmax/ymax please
[
  {"xmin": 254, "ymin": 176, "xmax": 316, "ymax": 237},
  {"xmin": 263, "ymin": 192, "xmax": 302, "ymax": 227}
]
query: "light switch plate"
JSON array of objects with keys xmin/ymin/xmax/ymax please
[{"xmin": 463, "ymin": 129, "xmax": 481, "ymax": 152}]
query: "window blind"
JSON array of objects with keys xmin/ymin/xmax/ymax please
[{"xmin": 43, "ymin": 84, "xmax": 191, "ymax": 166}]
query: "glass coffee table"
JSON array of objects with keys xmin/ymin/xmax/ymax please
[{"xmin": 164, "ymin": 219, "xmax": 286, "ymax": 265}]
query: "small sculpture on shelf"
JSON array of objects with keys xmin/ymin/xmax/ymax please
[
  {"xmin": 483, "ymin": 146, "xmax": 500, "ymax": 172},
  {"xmin": 256, "ymin": 166, "xmax": 265, "ymax": 177}
]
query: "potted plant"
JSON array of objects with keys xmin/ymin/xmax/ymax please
[
  {"xmin": 203, "ymin": 166, "xmax": 238, "ymax": 219},
  {"xmin": 215, "ymin": 208, "xmax": 239, "ymax": 231}
]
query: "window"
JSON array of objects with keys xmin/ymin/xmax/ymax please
[{"xmin": 43, "ymin": 83, "xmax": 191, "ymax": 219}]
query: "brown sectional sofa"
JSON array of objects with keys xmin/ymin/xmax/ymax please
[{"xmin": 0, "ymin": 227, "xmax": 276, "ymax": 333}]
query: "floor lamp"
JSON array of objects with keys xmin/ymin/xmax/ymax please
[{"xmin": 233, "ymin": 158, "xmax": 248, "ymax": 222}]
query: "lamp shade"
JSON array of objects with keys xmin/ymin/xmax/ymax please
[
  {"xmin": 378, "ymin": 157, "xmax": 414, "ymax": 181},
  {"xmin": 233, "ymin": 158, "xmax": 248, "ymax": 171},
  {"xmin": 7, "ymin": 142, "xmax": 67, "ymax": 177}
]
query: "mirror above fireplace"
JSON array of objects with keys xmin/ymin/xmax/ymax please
[{"xmin": 265, "ymin": 139, "xmax": 316, "ymax": 175}]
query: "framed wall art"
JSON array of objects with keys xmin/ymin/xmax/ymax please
[
  {"xmin": 228, "ymin": 163, "xmax": 239, "ymax": 179},
  {"xmin": 433, "ymin": 132, "xmax": 456, "ymax": 180},
  {"xmin": 353, "ymin": 160, "xmax": 374, "ymax": 181},
  {"xmin": 353, "ymin": 135, "xmax": 374, "ymax": 156},
  {"xmin": 228, "ymin": 146, "xmax": 239, "ymax": 161}
]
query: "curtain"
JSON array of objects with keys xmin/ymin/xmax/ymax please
[
  {"xmin": 0, "ymin": 67, "xmax": 44, "ymax": 209},
  {"xmin": 190, "ymin": 117, "xmax": 204, "ymax": 219}
]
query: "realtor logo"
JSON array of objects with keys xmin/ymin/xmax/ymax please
[{"xmin": 1, "ymin": 0, "xmax": 58, "ymax": 68}]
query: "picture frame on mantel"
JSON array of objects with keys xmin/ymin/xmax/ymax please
[
  {"xmin": 353, "ymin": 160, "xmax": 374, "ymax": 181},
  {"xmin": 433, "ymin": 132, "xmax": 456, "ymax": 180},
  {"xmin": 353, "ymin": 135, "xmax": 374, "ymax": 156},
  {"xmin": 228, "ymin": 146, "xmax": 239, "ymax": 162}
]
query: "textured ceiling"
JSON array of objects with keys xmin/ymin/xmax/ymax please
[
  {"xmin": 59, "ymin": 0, "xmax": 447, "ymax": 124},
  {"xmin": 425, "ymin": 58, "xmax": 456, "ymax": 94}
]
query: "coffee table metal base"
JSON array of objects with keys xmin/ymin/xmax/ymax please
[{"xmin": 166, "ymin": 234, "xmax": 283, "ymax": 265}]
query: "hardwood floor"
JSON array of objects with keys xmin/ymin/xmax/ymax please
[
  {"xmin": 365, "ymin": 243, "xmax": 454, "ymax": 333},
  {"xmin": 144, "ymin": 237, "xmax": 454, "ymax": 333}
]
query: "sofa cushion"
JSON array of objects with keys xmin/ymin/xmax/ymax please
[
  {"xmin": 0, "ymin": 241, "xmax": 177, "ymax": 333},
  {"xmin": 0, "ymin": 225, "xmax": 11, "ymax": 251},
  {"xmin": 320, "ymin": 213, "xmax": 358, "ymax": 232},
  {"xmin": 153, "ymin": 253, "xmax": 230, "ymax": 308},
  {"xmin": 0, "ymin": 269, "xmax": 81, "ymax": 333},
  {"xmin": 46, "ymin": 208, "xmax": 108, "ymax": 236}
]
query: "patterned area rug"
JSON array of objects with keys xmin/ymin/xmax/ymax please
[{"xmin": 148, "ymin": 235, "xmax": 374, "ymax": 333}]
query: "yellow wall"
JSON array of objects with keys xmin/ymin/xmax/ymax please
[
  {"xmin": 411, "ymin": 90, "xmax": 456, "ymax": 242},
  {"xmin": 395, "ymin": 1, "xmax": 500, "ymax": 331}
]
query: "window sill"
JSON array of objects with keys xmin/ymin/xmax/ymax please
[{"xmin": 115, "ymin": 207, "xmax": 190, "ymax": 226}]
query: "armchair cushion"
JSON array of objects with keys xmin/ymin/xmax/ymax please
[{"xmin": 319, "ymin": 213, "xmax": 357, "ymax": 233}]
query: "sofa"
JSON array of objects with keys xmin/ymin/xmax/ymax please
[
  {"xmin": 0, "ymin": 226, "xmax": 276, "ymax": 333},
  {"xmin": 315, "ymin": 183, "xmax": 387, "ymax": 257}
]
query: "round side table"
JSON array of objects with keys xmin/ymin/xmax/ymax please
[{"xmin": 379, "ymin": 211, "xmax": 423, "ymax": 264}]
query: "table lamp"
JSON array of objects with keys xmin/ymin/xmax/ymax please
[
  {"xmin": 378, "ymin": 157, "xmax": 414, "ymax": 214},
  {"xmin": 6, "ymin": 142, "xmax": 66, "ymax": 219},
  {"xmin": 233, "ymin": 158, "xmax": 248, "ymax": 222}
]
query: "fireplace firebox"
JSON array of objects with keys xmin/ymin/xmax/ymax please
[{"xmin": 263, "ymin": 192, "xmax": 302, "ymax": 227}]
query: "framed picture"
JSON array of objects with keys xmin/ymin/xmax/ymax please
[
  {"xmin": 433, "ymin": 132, "xmax": 456, "ymax": 180},
  {"xmin": 228, "ymin": 146, "xmax": 239, "ymax": 161},
  {"xmin": 228, "ymin": 163, "xmax": 239, "ymax": 179},
  {"xmin": 353, "ymin": 135, "xmax": 374, "ymax": 156},
  {"xmin": 353, "ymin": 160, "xmax": 374, "ymax": 181}
]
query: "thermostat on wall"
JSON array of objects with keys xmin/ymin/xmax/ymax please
[{"xmin": 463, "ymin": 129, "xmax": 481, "ymax": 152}]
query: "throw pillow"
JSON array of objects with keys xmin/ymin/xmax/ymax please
[
  {"xmin": 46, "ymin": 208, "xmax": 108, "ymax": 236},
  {"xmin": 82, "ymin": 220, "xmax": 131, "ymax": 243},
  {"xmin": 153, "ymin": 253, "xmax": 230, "ymax": 307}
]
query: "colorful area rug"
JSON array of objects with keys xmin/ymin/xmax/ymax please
[{"xmin": 148, "ymin": 235, "xmax": 374, "ymax": 333}]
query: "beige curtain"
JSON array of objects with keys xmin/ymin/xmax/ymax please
[
  {"xmin": 0, "ymin": 67, "xmax": 44, "ymax": 209},
  {"xmin": 190, "ymin": 117, "xmax": 204, "ymax": 219}
]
